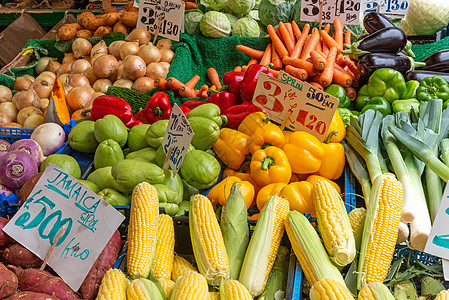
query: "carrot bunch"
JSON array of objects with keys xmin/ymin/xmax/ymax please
[{"xmin": 235, "ymin": 20, "xmax": 360, "ymax": 90}]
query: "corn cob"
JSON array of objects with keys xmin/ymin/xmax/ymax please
[
  {"xmin": 190, "ymin": 194, "xmax": 230, "ymax": 285},
  {"xmin": 313, "ymin": 179, "xmax": 356, "ymax": 267},
  {"xmin": 96, "ymin": 269, "xmax": 128, "ymax": 300},
  {"xmin": 348, "ymin": 207, "xmax": 366, "ymax": 251},
  {"xmin": 158, "ymin": 277, "xmax": 175, "ymax": 298},
  {"xmin": 127, "ymin": 182, "xmax": 159, "ymax": 278},
  {"xmin": 127, "ymin": 278, "xmax": 164, "ymax": 300},
  {"xmin": 256, "ymin": 245, "xmax": 289, "ymax": 300},
  {"xmin": 309, "ymin": 278, "xmax": 354, "ymax": 300},
  {"xmin": 435, "ymin": 289, "xmax": 449, "ymax": 300},
  {"xmin": 239, "ymin": 195, "xmax": 289, "ymax": 297},
  {"xmin": 358, "ymin": 282, "xmax": 395, "ymax": 300},
  {"xmin": 357, "ymin": 173, "xmax": 403, "ymax": 290},
  {"xmin": 220, "ymin": 279, "xmax": 253, "ymax": 300},
  {"xmin": 153, "ymin": 214, "xmax": 175, "ymax": 279},
  {"xmin": 285, "ymin": 210, "xmax": 345, "ymax": 286},
  {"xmin": 171, "ymin": 272, "xmax": 210, "ymax": 300},
  {"xmin": 209, "ymin": 292, "xmax": 220, "ymax": 300},
  {"xmin": 172, "ymin": 255, "xmax": 197, "ymax": 282}
]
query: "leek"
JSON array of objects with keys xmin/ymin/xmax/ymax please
[
  {"xmin": 342, "ymin": 141, "xmax": 371, "ymax": 205},
  {"xmin": 397, "ymin": 221, "xmax": 409, "ymax": 244},
  {"xmin": 440, "ymin": 139, "xmax": 449, "ymax": 167}
]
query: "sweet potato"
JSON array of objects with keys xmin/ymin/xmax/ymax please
[
  {"xmin": 0, "ymin": 217, "xmax": 14, "ymax": 248},
  {"xmin": 78, "ymin": 230, "xmax": 121, "ymax": 300},
  {"xmin": 0, "ymin": 262, "xmax": 18, "ymax": 298},
  {"xmin": 8, "ymin": 266, "xmax": 81, "ymax": 300},
  {"xmin": 3, "ymin": 243, "xmax": 42, "ymax": 268},
  {"xmin": 19, "ymin": 172, "xmax": 42, "ymax": 205},
  {"xmin": 5, "ymin": 292, "xmax": 58, "ymax": 300}
]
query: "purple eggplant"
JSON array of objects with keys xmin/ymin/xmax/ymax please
[
  {"xmin": 422, "ymin": 49, "xmax": 449, "ymax": 66},
  {"xmin": 363, "ymin": 12, "xmax": 396, "ymax": 33},
  {"xmin": 405, "ymin": 70, "xmax": 449, "ymax": 83},
  {"xmin": 358, "ymin": 53, "xmax": 425, "ymax": 80}
]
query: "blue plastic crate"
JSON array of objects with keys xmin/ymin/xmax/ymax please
[{"xmin": 0, "ymin": 127, "xmax": 34, "ymax": 143}]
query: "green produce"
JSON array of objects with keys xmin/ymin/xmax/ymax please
[
  {"xmin": 111, "ymin": 159, "xmax": 165, "ymax": 194},
  {"xmin": 421, "ymin": 276, "xmax": 445, "ymax": 296},
  {"xmin": 259, "ymin": 0, "xmax": 295, "ymax": 27},
  {"xmin": 256, "ymin": 245, "xmax": 289, "ymax": 300},
  {"xmin": 123, "ymin": 148, "xmax": 131, "ymax": 157},
  {"xmin": 184, "ymin": 10, "xmax": 204, "ymax": 35},
  {"xmin": 416, "ymin": 76, "xmax": 449, "ymax": 102},
  {"xmin": 355, "ymin": 85, "xmax": 371, "ymax": 111},
  {"xmin": 188, "ymin": 117, "xmax": 220, "ymax": 151},
  {"xmin": 403, "ymin": 80, "xmax": 420, "ymax": 99},
  {"xmin": 392, "ymin": 99, "xmax": 420, "ymax": 113},
  {"xmin": 145, "ymin": 120, "xmax": 169, "ymax": 148},
  {"xmin": 401, "ymin": 0, "xmax": 449, "ymax": 35},
  {"xmin": 175, "ymin": 200, "xmax": 190, "ymax": 216},
  {"xmin": 94, "ymin": 139, "xmax": 124, "ymax": 169},
  {"xmin": 97, "ymin": 188, "xmax": 131, "ymax": 206},
  {"xmin": 79, "ymin": 179, "xmax": 100, "ymax": 193},
  {"xmin": 325, "ymin": 84, "xmax": 349, "ymax": 108},
  {"xmin": 187, "ymin": 103, "xmax": 226, "ymax": 127},
  {"xmin": 393, "ymin": 280, "xmax": 418, "ymax": 300},
  {"xmin": 68, "ymin": 120, "xmax": 99, "ymax": 153},
  {"xmin": 182, "ymin": 179, "xmax": 199, "ymax": 201},
  {"xmin": 199, "ymin": 11, "xmax": 231, "ymax": 38},
  {"xmin": 154, "ymin": 184, "xmax": 179, "ymax": 216},
  {"xmin": 155, "ymin": 144, "xmax": 195, "ymax": 167},
  {"xmin": 127, "ymin": 124, "xmax": 151, "ymax": 152},
  {"xmin": 232, "ymin": 17, "xmax": 260, "ymax": 37},
  {"xmin": 228, "ymin": 0, "xmax": 255, "ymax": 16},
  {"xmin": 94, "ymin": 115, "xmax": 128, "ymax": 147},
  {"xmin": 40, "ymin": 154, "xmax": 81, "ymax": 179},
  {"xmin": 180, "ymin": 150, "xmax": 220, "ymax": 189},
  {"xmin": 361, "ymin": 96, "xmax": 391, "ymax": 117},
  {"xmin": 337, "ymin": 108, "xmax": 355, "ymax": 126},
  {"xmin": 126, "ymin": 147, "xmax": 157, "ymax": 163},
  {"xmin": 87, "ymin": 166, "xmax": 115, "ymax": 190},
  {"xmin": 198, "ymin": 0, "xmax": 227, "ymax": 12},
  {"xmin": 225, "ymin": 13, "xmax": 239, "ymax": 29},
  {"xmin": 162, "ymin": 169, "xmax": 183, "ymax": 204}
]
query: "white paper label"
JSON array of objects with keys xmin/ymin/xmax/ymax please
[
  {"xmin": 300, "ymin": 0, "xmax": 362, "ymax": 25},
  {"xmin": 361, "ymin": 0, "xmax": 409, "ymax": 15}
]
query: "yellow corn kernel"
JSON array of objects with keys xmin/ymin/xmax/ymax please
[
  {"xmin": 358, "ymin": 174, "xmax": 403, "ymax": 289},
  {"xmin": 313, "ymin": 180, "xmax": 356, "ymax": 267},
  {"xmin": 358, "ymin": 282, "xmax": 395, "ymax": 300},
  {"xmin": 436, "ymin": 289, "xmax": 449, "ymax": 300},
  {"xmin": 358, "ymin": 285, "xmax": 376, "ymax": 300},
  {"xmin": 171, "ymin": 272, "xmax": 210, "ymax": 300},
  {"xmin": 172, "ymin": 255, "xmax": 197, "ymax": 282},
  {"xmin": 96, "ymin": 269, "xmax": 128, "ymax": 300},
  {"xmin": 349, "ymin": 207, "xmax": 367, "ymax": 237},
  {"xmin": 209, "ymin": 292, "xmax": 220, "ymax": 300},
  {"xmin": 127, "ymin": 182, "xmax": 159, "ymax": 279},
  {"xmin": 220, "ymin": 279, "xmax": 253, "ymax": 300},
  {"xmin": 190, "ymin": 194, "xmax": 230, "ymax": 285},
  {"xmin": 158, "ymin": 278, "xmax": 175, "ymax": 298},
  {"xmin": 309, "ymin": 278, "xmax": 355, "ymax": 300},
  {"xmin": 152, "ymin": 214, "xmax": 175, "ymax": 279}
]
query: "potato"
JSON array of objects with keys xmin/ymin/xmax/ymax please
[
  {"xmin": 57, "ymin": 24, "xmax": 78, "ymax": 41},
  {"xmin": 77, "ymin": 12, "xmax": 95, "ymax": 28},
  {"xmin": 84, "ymin": 17, "xmax": 106, "ymax": 31},
  {"xmin": 0, "ymin": 263, "xmax": 18, "ymax": 299},
  {"xmin": 113, "ymin": 21, "xmax": 129, "ymax": 33},
  {"xmin": 3, "ymin": 243, "xmax": 42, "ymax": 268},
  {"xmin": 100, "ymin": 13, "xmax": 120, "ymax": 26},
  {"xmin": 93, "ymin": 26, "xmax": 112, "ymax": 37},
  {"xmin": 103, "ymin": 6, "xmax": 119, "ymax": 13},
  {"xmin": 120, "ymin": 11, "xmax": 138, "ymax": 27},
  {"xmin": 76, "ymin": 29, "xmax": 93, "ymax": 38}
]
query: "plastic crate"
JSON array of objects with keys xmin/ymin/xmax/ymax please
[{"xmin": 0, "ymin": 127, "xmax": 34, "ymax": 143}]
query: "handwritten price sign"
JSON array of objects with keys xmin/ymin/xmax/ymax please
[
  {"xmin": 161, "ymin": 104, "xmax": 194, "ymax": 176},
  {"xmin": 300, "ymin": 0, "xmax": 361, "ymax": 25},
  {"xmin": 361, "ymin": 0, "xmax": 409, "ymax": 15},
  {"xmin": 137, "ymin": 0, "xmax": 185, "ymax": 41},
  {"xmin": 3, "ymin": 165, "xmax": 124, "ymax": 291},
  {"xmin": 253, "ymin": 72, "xmax": 339, "ymax": 142}
]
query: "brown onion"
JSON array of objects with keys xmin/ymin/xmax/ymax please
[
  {"xmin": 13, "ymin": 76, "xmax": 33, "ymax": 91},
  {"xmin": 46, "ymin": 61, "xmax": 61, "ymax": 74},
  {"xmin": 71, "ymin": 59, "xmax": 91, "ymax": 74},
  {"xmin": 23, "ymin": 114, "xmax": 45, "ymax": 129},
  {"xmin": 126, "ymin": 28, "xmax": 151, "ymax": 45},
  {"xmin": 59, "ymin": 74, "xmax": 70, "ymax": 86},
  {"xmin": 68, "ymin": 74, "xmax": 90, "ymax": 88},
  {"xmin": 156, "ymin": 39, "xmax": 172, "ymax": 50},
  {"xmin": 93, "ymin": 54, "xmax": 118, "ymax": 79},
  {"xmin": 35, "ymin": 57, "xmax": 57, "ymax": 74},
  {"xmin": 90, "ymin": 53, "xmax": 106, "ymax": 65},
  {"xmin": 83, "ymin": 67, "xmax": 98, "ymax": 85},
  {"xmin": 0, "ymin": 102, "xmax": 18, "ymax": 121},
  {"xmin": 119, "ymin": 42, "xmax": 140, "ymax": 60},
  {"xmin": 93, "ymin": 92, "xmax": 105, "ymax": 100},
  {"xmin": 66, "ymin": 87, "xmax": 93, "ymax": 111},
  {"xmin": 39, "ymin": 98, "xmax": 49, "ymax": 111},
  {"xmin": 30, "ymin": 79, "xmax": 53, "ymax": 99},
  {"xmin": 132, "ymin": 77, "xmax": 155, "ymax": 93},
  {"xmin": 39, "ymin": 72, "xmax": 56, "ymax": 81},
  {"xmin": 93, "ymin": 79, "xmax": 112, "ymax": 93},
  {"xmin": 108, "ymin": 40, "xmax": 126, "ymax": 59},
  {"xmin": 116, "ymin": 63, "xmax": 125, "ymax": 79},
  {"xmin": 72, "ymin": 38, "xmax": 92, "ymax": 58},
  {"xmin": 57, "ymin": 63, "xmax": 72, "ymax": 76},
  {"xmin": 146, "ymin": 62, "xmax": 169, "ymax": 80},
  {"xmin": 160, "ymin": 48, "xmax": 174, "ymax": 64},
  {"xmin": 0, "ymin": 112, "xmax": 12, "ymax": 126},
  {"xmin": 91, "ymin": 40, "xmax": 108, "ymax": 57},
  {"xmin": 158, "ymin": 62, "xmax": 171, "ymax": 73},
  {"xmin": 123, "ymin": 55, "xmax": 146, "ymax": 80},
  {"xmin": 17, "ymin": 106, "xmax": 43, "ymax": 125},
  {"xmin": 0, "ymin": 85, "xmax": 12, "ymax": 102},
  {"xmin": 113, "ymin": 79, "xmax": 133, "ymax": 89},
  {"xmin": 138, "ymin": 44, "xmax": 161, "ymax": 65},
  {"xmin": 62, "ymin": 53, "xmax": 76, "ymax": 65}
]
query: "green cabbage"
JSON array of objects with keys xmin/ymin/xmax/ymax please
[
  {"xmin": 200, "ymin": 11, "xmax": 232, "ymax": 38},
  {"xmin": 225, "ymin": 13, "xmax": 239, "ymax": 29},
  {"xmin": 228, "ymin": 0, "xmax": 255, "ymax": 15},
  {"xmin": 232, "ymin": 17, "xmax": 261, "ymax": 37},
  {"xmin": 198, "ymin": 0, "xmax": 228, "ymax": 11},
  {"xmin": 259, "ymin": 0, "xmax": 295, "ymax": 27},
  {"xmin": 184, "ymin": 10, "xmax": 204, "ymax": 35},
  {"xmin": 401, "ymin": 0, "xmax": 449, "ymax": 35}
]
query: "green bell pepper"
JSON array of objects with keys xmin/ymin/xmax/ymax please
[
  {"xmin": 366, "ymin": 69, "xmax": 406, "ymax": 103},
  {"xmin": 97, "ymin": 188, "xmax": 131, "ymax": 206},
  {"xmin": 355, "ymin": 85, "xmax": 371, "ymax": 111},
  {"xmin": 154, "ymin": 184, "xmax": 179, "ymax": 216},
  {"xmin": 403, "ymin": 80, "xmax": 420, "ymax": 99},
  {"xmin": 187, "ymin": 103, "xmax": 227, "ymax": 127},
  {"xmin": 325, "ymin": 84, "xmax": 350, "ymax": 108},
  {"xmin": 162, "ymin": 169, "xmax": 183, "ymax": 205},
  {"xmin": 392, "ymin": 99, "xmax": 420, "ymax": 113},
  {"xmin": 360, "ymin": 96, "xmax": 391, "ymax": 117},
  {"xmin": 416, "ymin": 76, "xmax": 449, "ymax": 102},
  {"xmin": 145, "ymin": 119, "xmax": 169, "ymax": 148},
  {"xmin": 337, "ymin": 108, "xmax": 353, "ymax": 126},
  {"xmin": 94, "ymin": 139, "xmax": 124, "ymax": 169},
  {"xmin": 180, "ymin": 150, "xmax": 221, "ymax": 189},
  {"xmin": 126, "ymin": 147, "xmax": 158, "ymax": 163}
]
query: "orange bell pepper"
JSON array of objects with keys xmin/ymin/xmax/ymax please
[
  {"xmin": 283, "ymin": 131, "xmax": 325, "ymax": 174},
  {"xmin": 306, "ymin": 174, "xmax": 341, "ymax": 194},
  {"xmin": 207, "ymin": 176, "xmax": 255, "ymax": 209},
  {"xmin": 315, "ymin": 131, "xmax": 345, "ymax": 180},
  {"xmin": 222, "ymin": 168, "xmax": 260, "ymax": 194},
  {"xmin": 250, "ymin": 146, "xmax": 292, "ymax": 187},
  {"xmin": 213, "ymin": 128, "xmax": 250, "ymax": 170},
  {"xmin": 238, "ymin": 112, "xmax": 269, "ymax": 136},
  {"xmin": 249, "ymin": 123, "xmax": 285, "ymax": 154},
  {"xmin": 256, "ymin": 182, "xmax": 288, "ymax": 210},
  {"xmin": 248, "ymin": 213, "xmax": 259, "ymax": 220},
  {"xmin": 280, "ymin": 181, "xmax": 314, "ymax": 215}
]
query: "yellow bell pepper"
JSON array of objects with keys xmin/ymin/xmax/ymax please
[
  {"xmin": 283, "ymin": 131, "xmax": 325, "ymax": 174},
  {"xmin": 306, "ymin": 175, "xmax": 341, "ymax": 194},
  {"xmin": 250, "ymin": 146, "xmax": 292, "ymax": 187},
  {"xmin": 213, "ymin": 128, "xmax": 250, "ymax": 170},
  {"xmin": 315, "ymin": 131, "xmax": 345, "ymax": 180},
  {"xmin": 238, "ymin": 112, "xmax": 269, "ymax": 136},
  {"xmin": 280, "ymin": 181, "xmax": 314, "ymax": 215},
  {"xmin": 249, "ymin": 123, "xmax": 285, "ymax": 154},
  {"xmin": 222, "ymin": 168, "xmax": 260, "ymax": 194},
  {"xmin": 256, "ymin": 182, "xmax": 288, "ymax": 210},
  {"xmin": 207, "ymin": 176, "xmax": 255, "ymax": 209},
  {"xmin": 283, "ymin": 130, "xmax": 294, "ymax": 144},
  {"xmin": 326, "ymin": 110, "xmax": 346, "ymax": 143}
]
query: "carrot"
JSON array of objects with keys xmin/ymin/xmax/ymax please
[
  {"xmin": 154, "ymin": 77, "xmax": 168, "ymax": 90},
  {"xmin": 260, "ymin": 44, "xmax": 272, "ymax": 66},
  {"xmin": 285, "ymin": 65, "xmax": 308, "ymax": 81},
  {"xmin": 167, "ymin": 77, "xmax": 184, "ymax": 91},
  {"xmin": 333, "ymin": 19, "xmax": 344, "ymax": 52},
  {"xmin": 207, "ymin": 68, "xmax": 222, "ymax": 89},
  {"xmin": 267, "ymin": 24, "xmax": 289, "ymax": 59},
  {"xmin": 322, "ymin": 40, "xmax": 329, "ymax": 56},
  {"xmin": 242, "ymin": 65, "xmax": 248, "ymax": 73},
  {"xmin": 319, "ymin": 46, "xmax": 337, "ymax": 87},
  {"xmin": 279, "ymin": 22, "xmax": 295, "ymax": 55},
  {"xmin": 247, "ymin": 58, "xmax": 259, "ymax": 67},
  {"xmin": 268, "ymin": 69, "xmax": 280, "ymax": 78},
  {"xmin": 271, "ymin": 44, "xmax": 283, "ymax": 70},
  {"xmin": 320, "ymin": 30, "xmax": 340, "ymax": 53},
  {"xmin": 290, "ymin": 23, "xmax": 310, "ymax": 59},
  {"xmin": 210, "ymin": 85, "xmax": 217, "ymax": 90},
  {"xmin": 309, "ymin": 74, "xmax": 322, "ymax": 83},
  {"xmin": 333, "ymin": 68, "xmax": 353, "ymax": 87},
  {"xmin": 336, "ymin": 54, "xmax": 346, "ymax": 68},
  {"xmin": 236, "ymin": 45, "xmax": 265, "ymax": 59},
  {"xmin": 300, "ymin": 27, "xmax": 320, "ymax": 60},
  {"xmin": 291, "ymin": 21, "xmax": 301, "ymax": 39},
  {"xmin": 285, "ymin": 23, "xmax": 296, "ymax": 43},
  {"xmin": 185, "ymin": 2, "xmax": 197, "ymax": 9},
  {"xmin": 197, "ymin": 84, "xmax": 209, "ymax": 96},
  {"xmin": 310, "ymin": 50, "xmax": 326, "ymax": 71},
  {"xmin": 275, "ymin": 26, "xmax": 285, "ymax": 44},
  {"xmin": 179, "ymin": 75, "xmax": 200, "ymax": 97},
  {"xmin": 282, "ymin": 57, "xmax": 318, "ymax": 76},
  {"xmin": 344, "ymin": 29, "xmax": 352, "ymax": 48},
  {"xmin": 310, "ymin": 82, "xmax": 324, "ymax": 90},
  {"xmin": 316, "ymin": 38, "xmax": 322, "ymax": 53},
  {"xmin": 323, "ymin": 23, "xmax": 331, "ymax": 34},
  {"xmin": 234, "ymin": 66, "xmax": 242, "ymax": 72},
  {"xmin": 345, "ymin": 87, "xmax": 357, "ymax": 101},
  {"xmin": 343, "ymin": 56, "xmax": 360, "ymax": 78}
]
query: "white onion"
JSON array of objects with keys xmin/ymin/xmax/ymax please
[
  {"xmin": 108, "ymin": 40, "xmax": 126, "ymax": 59},
  {"xmin": 93, "ymin": 92, "xmax": 105, "ymax": 100},
  {"xmin": 159, "ymin": 48, "xmax": 174, "ymax": 64},
  {"xmin": 123, "ymin": 55, "xmax": 146, "ymax": 80},
  {"xmin": 72, "ymin": 38, "xmax": 92, "ymax": 58},
  {"xmin": 0, "ymin": 85, "xmax": 12, "ymax": 103},
  {"xmin": 126, "ymin": 28, "xmax": 151, "ymax": 45},
  {"xmin": 30, "ymin": 79, "xmax": 52, "ymax": 99},
  {"xmin": 113, "ymin": 79, "xmax": 133, "ymax": 89},
  {"xmin": 91, "ymin": 40, "xmax": 108, "ymax": 57},
  {"xmin": 0, "ymin": 102, "xmax": 18, "ymax": 122},
  {"xmin": 23, "ymin": 114, "xmax": 45, "ymax": 129},
  {"xmin": 132, "ymin": 77, "xmax": 154, "ymax": 93},
  {"xmin": 57, "ymin": 63, "xmax": 72, "ymax": 76},
  {"xmin": 93, "ymin": 79, "xmax": 112, "ymax": 93},
  {"xmin": 119, "ymin": 42, "xmax": 140, "ymax": 60},
  {"xmin": 68, "ymin": 74, "xmax": 90, "ymax": 88},
  {"xmin": 71, "ymin": 59, "xmax": 91, "ymax": 74},
  {"xmin": 93, "ymin": 54, "xmax": 118, "ymax": 79},
  {"xmin": 46, "ymin": 61, "xmax": 61, "ymax": 74},
  {"xmin": 17, "ymin": 106, "xmax": 43, "ymax": 125},
  {"xmin": 35, "ymin": 57, "xmax": 57, "ymax": 74},
  {"xmin": 138, "ymin": 44, "xmax": 161, "ymax": 65}
]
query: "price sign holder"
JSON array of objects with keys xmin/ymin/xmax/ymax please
[
  {"xmin": 361, "ymin": 0, "xmax": 409, "ymax": 15},
  {"xmin": 3, "ymin": 165, "xmax": 124, "ymax": 291},
  {"xmin": 300, "ymin": 0, "xmax": 362, "ymax": 25},
  {"xmin": 137, "ymin": 0, "xmax": 185, "ymax": 41},
  {"xmin": 253, "ymin": 72, "xmax": 339, "ymax": 142},
  {"xmin": 161, "ymin": 104, "xmax": 194, "ymax": 176},
  {"xmin": 425, "ymin": 183, "xmax": 449, "ymax": 259}
]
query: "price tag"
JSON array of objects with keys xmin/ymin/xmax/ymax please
[
  {"xmin": 137, "ymin": 0, "xmax": 185, "ymax": 41},
  {"xmin": 444, "ymin": 259, "xmax": 449, "ymax": 281},
  {"xmin": 300, "ymin": 0, "xmax": 361, "ymax": 25},
  {"xmin": 161, "ymin": 104, "xmax": 194, "ymax": 176},
  {"xmin": 134, "ymin": 0, "xmax": 139, "ymax": 7},
  {"xmin": 361, "ymin": 0, "xmax": 409, "ymax": 15},
  {"xmin": 253, "ymin": 72, "xmax": 339, "ymax": 142},
  {"xmin": 2, "ymin": 165, "xmax": 124, "ymax": 291}
]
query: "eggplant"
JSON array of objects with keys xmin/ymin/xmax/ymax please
[
  {"xmin": 422, "ymin": 49, "xmax": 449, "ymax": 66},
  {"xmin": 420, "ymin": 62, "xmax": 449, "ymax": 73},
  {"xmin": 405, "ymin": 70, "xmax": 449, "ymax": 83},
  {"xmin": 358, "ymin": 53, "xmax": 425, "ymax": 80},
  {"xmin": 363, "ymin": 12, "xmax": 395, "ymax": 33}
]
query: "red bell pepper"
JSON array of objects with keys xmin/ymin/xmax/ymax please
[
  {"xmin": 240, "ymin": 64, "xmax": 273, "ymax": 102},
  {"xmin": 180, "ymin": 105, "xmax": 191, "ymax": 116},
  {"xmin": 90, "ymin": 95, "xmax": 139, "ymax": 128},
  {"xmin": 181, "ymin": 99, "xmax": 206, "ymax": 110},
  {"xmin": 206, "ymin": 91, "xmax": 236, "ymax": 114},
  {"xmin": 226, "ymin": 103, "xmax": 265, "ymax": 129},
  {"xmin": 136, "ymin": 92, "xmax": 172, "ymax": 124},
  {"xmin": 222, "ymin": 71, "xmax": 245, "ymax": 103}
]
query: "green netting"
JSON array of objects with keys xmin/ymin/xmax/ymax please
[{"xmin": 412, "ymin": 36, "xmax": 449, "ymax": 61}]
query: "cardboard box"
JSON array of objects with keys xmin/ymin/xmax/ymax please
[{"xmin": 41, "ymin": 14, "xmax": 77, "ymax": 40}]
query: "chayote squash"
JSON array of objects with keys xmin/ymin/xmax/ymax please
[
  {"xmin": 94, "ymin": 139, "xmax": 124, "ymax": 169},
  {"xmin": 87, "ymin": 166, "xmax": 115, "ymax": 190},
  {"xmin": 180, "ymin": 150, "xmax": 221, "ymax": 189},
  {"xmin": 187, "ymin": 103, "xmax": 227, "ymax": 127},
  {"xmin": 79, "ymin": 179, "xmax": 100, "ymax": 194},
  {"xmin": 145, "ymin": 120, "xmax": 169, "ymax": 148},
  {"xmin": 127, "ymin": 124, "xmax": 151, "ymax": 152},
  {"xmin": 94, "ymin": 115, "xmax": 128, "ymax": 147},
  {"xmin": 97, "ymin": 188, "xmax": 131, "ymax": 206},
  {"xmin": 188, "ymin": 117, "xmax": 220, "ymax": 151},
  {"xmin": 156, "ymin": 144, "xmax": 195, "ymax": 168},
  {"xmin": 154, "ymin": 184, "xmax": 179, "ymax": 216},
  {"xmin": 126, "ymin": 147, "xmax": 158, "ymax": 164},
  {"xmin": 68, "ymin": 120, "xmax": 99, "ymax": 153},
  {"xmin": 162, "ymin": 169, "xmax": 183, "ymax": 205}
]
